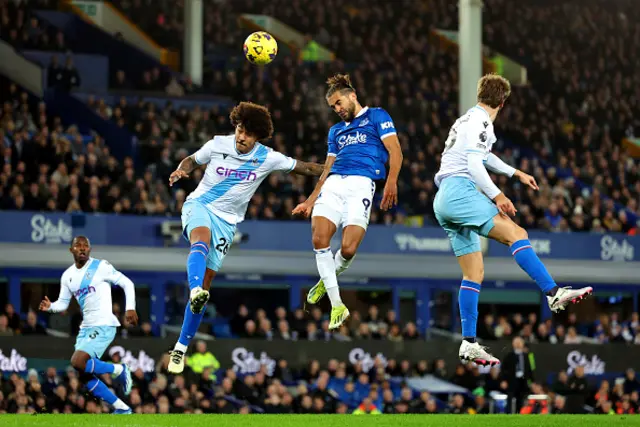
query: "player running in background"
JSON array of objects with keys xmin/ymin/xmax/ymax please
[
  {"xmin": 167, "ymin": 102, "xmax": 324, "ymax": 374},
  {"xmin": 433, "ymin": 74, "xmax": 593, "ymax": 365},
  {"xmin": 39, "ymin": 236, "xmax": 137, "ymax": 414},
  {"xmin": 292, "ymin": 74, "xmax": 403, "ymax": 330}
]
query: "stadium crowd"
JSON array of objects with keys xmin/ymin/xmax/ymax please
[
  {"xmin": 3, "ymin": 299, "xmax": 639, "ymax": 345},
  {"xmin": 2, "ymin": 334, "xmax": 640, "ymax": 415},
  {"xmin": 0, "ymin": 0, "xmax": 638, "ymax": 233}
]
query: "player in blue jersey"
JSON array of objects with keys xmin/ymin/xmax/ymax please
[{"xmin": 293, "ymin": 74, "xmax": 403, "ymax": 329}]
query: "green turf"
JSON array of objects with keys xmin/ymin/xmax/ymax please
[{"xmin": 2, "ymin": 415, "xmax": 640, "ymax": 427}]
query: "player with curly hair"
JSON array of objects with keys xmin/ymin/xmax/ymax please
[{"xmin": 166, "ymin": 102, "xmax": 324, "ymax": 373}]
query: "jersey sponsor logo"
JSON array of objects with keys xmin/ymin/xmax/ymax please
[
  {"xmin": 30, "ymin": 214, "xmax": 72, "ymax": 244},
  {"xmin": 73, "ymin": 285, "xmax": 96, "ymax": 299},
  {"xmin": 216, "ymin": 166, "xmax": 258, "ymax": 182},
  {"xmin": 380, "ymin": 121, "xmax": 395, "ymax": 130},
  {"xmin": 337, "ymin": 131, "xmax": 367, "ymax": 148}
]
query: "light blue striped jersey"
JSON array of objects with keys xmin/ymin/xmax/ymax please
[
  {"xmin": 58, "ymin": 258, "xmax": 127, "ymax": 327},
  {"xmin": 187, "ymin": 135, "xmax": 297, "ymax": 224}
]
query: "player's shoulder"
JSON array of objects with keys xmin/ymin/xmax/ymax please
[
  {"xmin": 467, "ymin": 106, "xmax": 492, "ymax": 128},
  {"xmin": 368, "ymin": 106, "xmax": 391, "ymax": 116},
  {"xmin": 61, "ymin": 264, "xmax": 75, "ymax": 279}
]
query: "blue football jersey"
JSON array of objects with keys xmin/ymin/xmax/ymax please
[{"xmin": 327, "ymin": 107, "xmax": 396, "ymax": 180}]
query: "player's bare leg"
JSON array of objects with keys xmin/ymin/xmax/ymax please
[
  {"xmin": 307, "ymin": 225, "xmax": 364, "ymax": 306},
  {"xmin": 456, "ymin": 252, "xmax": 500, "ymax": 366},
  {"xmin": 488, "ymin": 214, "xmax": 592, "ymax": 312},
  {"xmin": 169, "ymin": 226, "xmax": 212, "ymax": 374}
]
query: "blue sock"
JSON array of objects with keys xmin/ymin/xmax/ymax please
[
  {"xmin": 85, "ymin": 358, "xmax": 115, "ymax": 375},
  {"xmin": 459, "ymin": 280, "xmax": 481, "ymax": 339},
  {"xmin": 510, "ymin": 239, "xmax": 557, "ymax": 294},
  {"xmin": 178, "ymin": 301, "xmax": 206, "ymax": 348},
  {"xmin": 86, "ymin": 376, "xmax": 117, "ymax": 405},
  {"xmin": 187, "ymin": 242, "xmax": 209, "ymax": 290}
]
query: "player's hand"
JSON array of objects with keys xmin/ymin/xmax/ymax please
[
  {"xmin": 380, "ymin": 180, "xmax": 398, "ymax": 211},
  {"xmin": 494, "ymin": 193, "xmax": 517, "ymax": 217},
  {"xmin": 169, "ymin": 169, "xmax": 189, "ymax": 186},
  {"xmin": 292, "ymin": 201, "xmax": 313, "ymax": 218},
  {"xmin": 515, "ymin": 170, "xmax": 539, "ymax": 191},
  {"xmin": 125, "ymin": 310, "xmax": 139, "ymax": 326},
  {"xmin": 39, "ymin": 296, "xmax": 51, "ymax": 312}
]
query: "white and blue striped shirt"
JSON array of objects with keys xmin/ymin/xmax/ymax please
[{"xmin": 187, "ymin": 134, "xmax": 297, "ymax": 225}]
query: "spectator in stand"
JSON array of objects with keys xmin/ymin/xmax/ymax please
[{"xmin": 502, "ymin": 337, "xmax": 534, "ymax": 413}]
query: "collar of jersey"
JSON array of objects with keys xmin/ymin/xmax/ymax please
[
  {"xmin": 344, "ymin": 106, "xmax": 369, "ymax": 126},
  {"xmin": 74, "ymin": 257, "xmax": 93, "ymax": 271},
  {"xmin": 473, "ymin": 104, "xmax": 490, "ymax": 120},
  {"xmin": 234, "ymin": 141, "xmax": 261, "ymax": 157}
]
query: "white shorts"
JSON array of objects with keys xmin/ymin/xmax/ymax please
[{"xmin": 312, "ymin": 175, "xmax": 376, "ymax": 229}]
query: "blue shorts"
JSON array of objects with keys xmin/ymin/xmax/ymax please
[
  {"xmin": 433, "ymin": 176, "xmax": 499, "ymax": 257},
  {"xmin": 75, "ymin": 326, "xmax": 117, "ymax": 359},
  {"xmin": 181, "ymin": 199, "xmax": 236, "ymax": 271}
]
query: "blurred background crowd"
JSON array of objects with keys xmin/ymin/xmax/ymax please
[
  {"xmin": 0, "ymin": 0, "xmax": 638, "ymax": 233},
  {"xmin": 3, "ymin": 336, "xmax": 640, "ymax": 415}
]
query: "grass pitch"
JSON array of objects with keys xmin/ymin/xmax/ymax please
[{"xmin": 2, "ymin": 415, "xmax": 640, "ymax": 427}]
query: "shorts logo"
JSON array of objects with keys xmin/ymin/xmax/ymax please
[{"xmin": 216, "ymin": 167, "xmax": 257, "ymax": 182}]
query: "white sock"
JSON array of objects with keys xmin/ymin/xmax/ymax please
[
  {"xmin": 334, "ymin": 249, "xmax": 354, "ymax": 276},
  {"xmin": 174, "ymin": 342, "xmax": 188, "ymax": 353},
  {"xmin": 315, "ymin": 248, "xmax": 342, "ymax": 307},
  {"xmin": 113, "ymin": 399, "xmax": 129, "ymax": 410},
  {"xmin": 112, "ymin": 364, "xmax": 123, "ymax": 376}
]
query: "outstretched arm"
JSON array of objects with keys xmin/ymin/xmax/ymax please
[
  {"xmin": 291, "ymin": 160, "xmax": 324, "ymax": 177},
  {"xmin": 169, "ymin": 155, "xmax": 199, "ymax": 186},
  {"xmin": 485, "ymin": 153, "xmax": 538, "ymax": 190},
  {"xmin": 291, "ymin": 156, "xmax": 335, "ymax": 217}
]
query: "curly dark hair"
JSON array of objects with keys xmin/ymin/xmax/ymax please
[
  {"xmin": 229, "ymin": 102, "xmax": 274, "ymax": 141},
  {"xmin": 326, "ymin": 73, "xmax": 355, "ymax": 98}
]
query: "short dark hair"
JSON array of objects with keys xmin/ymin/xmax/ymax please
[
  {"xmin": 477, "ymin": 74, "xmax": 511, "ymax": 108},
  {"xmin": 71, "ymin": 235, "xmax": 90, "ymax": 248},
  {"xmin": 229, "ymin": 102, "xmax": 274, "ymax": 141},
  {"xmin": 326, "ymin": 73, "xmax": 355, "ymax": 98}
]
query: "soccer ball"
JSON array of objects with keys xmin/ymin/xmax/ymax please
[{"xmin": 243, "ymin": 31, "xmax": 278, "ymax": 66}]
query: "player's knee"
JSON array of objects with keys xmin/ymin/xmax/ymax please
[
  {"xmin": 507, "ymin": 224, "xmax": 528, "ymax": 245},
  {"xmin": 340, "ymin": 243, "xmax": 358, "ymax": 260},
  {"xmin": 463, "ymin": 268, "xmax": 484, "ymax": 285},
  {"xmin": 312, "ymin": 231, "xmax": 331, "ymax": 250},
  {"xmin": 70, "ymin": 353, "xmax": 87, "ymax": 371}
]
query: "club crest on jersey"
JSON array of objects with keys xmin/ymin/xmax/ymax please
[
  {"xmin": 359, "ymin": 118, "xmax": 370, "ymax": 127},
  {"xmin": 251, "ymin": 158, "xmax": 259, "ymax": 165},
  {"xmin": 337, "ymin": 131, "xmax": 367, "ymax": 149}
]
